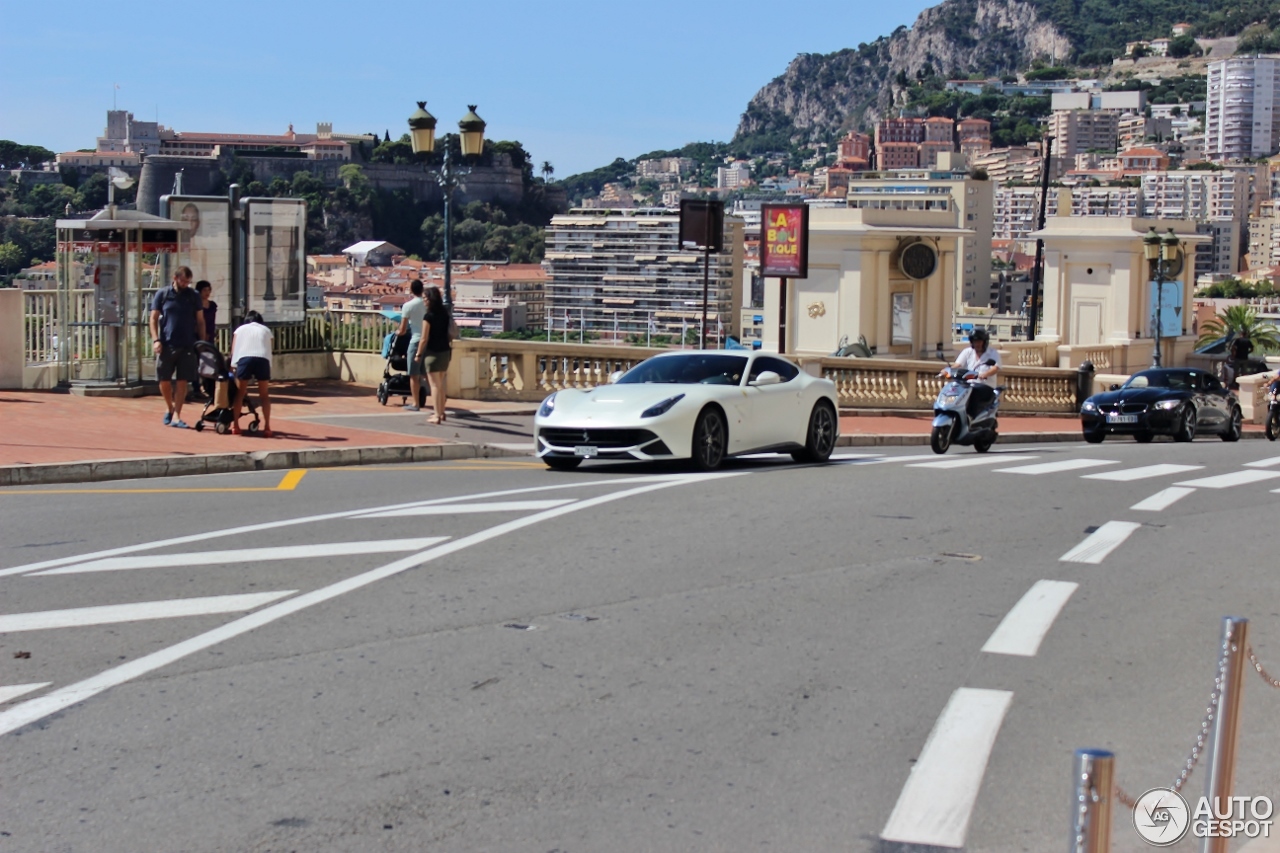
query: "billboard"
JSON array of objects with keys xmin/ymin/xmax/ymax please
[
  {"xmin": 1149, "ymin": 278, "xmax": 1184, "ymax": 338},
  {"xmin": 170, "ymin": 196, "xmax": 232, "ymax": 321},
  {"xmin": 679, "ymin": 199, "xmax": 725, "ymax": 252},
  {"xmin": 760, "ymin": 204, "xmax": 809, "ymax": 278},
  {"xmin": 247, "ymin": 199, "xmax": 306, "ymax": 324}
]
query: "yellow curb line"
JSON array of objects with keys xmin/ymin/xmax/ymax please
[{"xmin": 3, "ymin": 469, "xmax": 308, "ymax": 495}]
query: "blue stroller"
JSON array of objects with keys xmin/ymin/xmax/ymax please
[{"xmin": 376, "ymin": 332, "xmax": 426, "ymax": 408}]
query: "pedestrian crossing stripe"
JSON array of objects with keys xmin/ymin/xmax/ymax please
[{"xmin": 0, "ymin": 591, "xmax": 297, "ymax": 633}]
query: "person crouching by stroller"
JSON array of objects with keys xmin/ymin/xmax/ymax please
[{"xmin": 229, "ymin": 311, "xmax": 274, "ymax": 438}]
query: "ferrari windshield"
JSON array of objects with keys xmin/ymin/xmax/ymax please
[{"xmin": 618, "ymin": 354, "xmax": 749, "ymax": 386}]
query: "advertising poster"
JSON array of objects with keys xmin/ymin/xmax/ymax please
[
  {"xmin": 247, "ymin": 200, "xmax": 306, "ymax": 324},
  {"xmin": 171, "ymin": 198, "xmax": 232, "ymax": 320},
  {"xmin": 93, "ymin": 250, "xmax": 122, "ymax": 325},
  {"xmin": 1148, "ymin": 279, "xmax": 1183, "ymax": 338},
  {"xmin": 760, "ymin": 204, "xmax": 809, "ymax": 278},
  {"xmin": 892, "ymin": 292, "xmax": 914, "ymax": 346}
]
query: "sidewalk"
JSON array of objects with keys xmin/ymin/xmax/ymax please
[{"xmin": 0, "ymin": 381, "xmax": 1267, "ymax": 485}]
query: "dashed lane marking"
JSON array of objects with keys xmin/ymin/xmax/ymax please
[
  {"xmin": 2, "ymin": 469, "xmax": 308, "ymax": 495},
  {"xmin": 880, "ymin": 687, "xmax": 1014, "ymax": 849},
  {"xmin": 981, "ymin": 580, "xmax": 1078, "ymax": 657},
  {"xmin": 28, "ymin": 538, "xmax": 451, "ymax": 576},
  {"xmin": 1131, "ymin": 487, "xmax": 1196, "ymax": 511},
  {"xmin": 1059, "ymin": 521, "xmax": 1143, "ymax": 564},
  {"xmin": 0, "ymin": 591, "xmax": 297, "ymax": 633}
]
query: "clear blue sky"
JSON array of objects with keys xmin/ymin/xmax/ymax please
[{"xmin": 1, "ymin": 1, "xmax": 938, "ymax": 177}]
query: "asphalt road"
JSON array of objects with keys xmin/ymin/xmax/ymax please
[{"xmin": 2, "ymin": 440, "xmax": 1279, "ymax": 852}]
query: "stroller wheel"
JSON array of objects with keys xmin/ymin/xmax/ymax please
[
  {"xmin": 215, "ymin": 420, "xmax": 229, "ymax": 435},
  {"xmin": 377, "ymin": 384, "xmax": 388, "ymax": 405},
  {"xmin": 195, "ymin": 420, "xmax": 205, "ymax": 432},
  {"xmin": 247, "ymin": 421, "xmax": 260, "ymax": 434}
]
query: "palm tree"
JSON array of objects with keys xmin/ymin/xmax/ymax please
[
  {"xmin": 541, "ymin": 161, "xmax": 554, "ymax": 183},
  {"xmin": 1196, "ymin": 304, "xmax": 1280, "ymax": 352}
]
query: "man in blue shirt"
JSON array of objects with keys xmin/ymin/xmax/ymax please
[{"xmin": 149, "ymin": 265, "xmax": 205, "ymax": 428}]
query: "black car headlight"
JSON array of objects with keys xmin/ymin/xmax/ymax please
[
  {"xmin": 1154, "ymin": 399, "xmax": 1181, "ymax": 410},
  {"xmin": 641, "ymin": 394, "xmax": 684, "ymax": 418},
  {"xmin": 538, "ymin": 393, "xmax": 557, "ymax": 418},
  {"xmin": 1080, "ymin": 400, "xmax": 1098, "ymax": 413}
]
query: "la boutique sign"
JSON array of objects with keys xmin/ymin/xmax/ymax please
[{"xmin": 761, "ymin": 204, "xmax": 809, "ymax": 279}]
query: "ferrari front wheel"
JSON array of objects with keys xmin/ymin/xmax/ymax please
[
  {"xmin": 691, "ymin": 408, "xmax": 727, "ymax": 471},
  {"xmin": 792, "ymin": 401, "xmax": 837, "ymax": 463}
]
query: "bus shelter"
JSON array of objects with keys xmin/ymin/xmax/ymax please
[{"xmin": 53, "ymin": 210, "xmax": 189, "ymax": 391}]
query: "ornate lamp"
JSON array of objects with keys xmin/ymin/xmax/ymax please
[
  {"xmin": 458, "ymin": 106, "xmax": 486, "ymax": 158},
  {"xmin": 408, "ymin": 102, "xmax": 437, "ymax": 155}
]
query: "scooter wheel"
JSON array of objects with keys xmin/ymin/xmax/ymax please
[
  {"xmin": 1268, "ymin": 411, "xmax": 1278, "ymax": 441},
  {"xmin": 930, "ymin": 424, "xmax": 953, "ymax": 455},
  {"xmin": 974, "ymin": 435, "xmax": 994, "ymax": 453}
]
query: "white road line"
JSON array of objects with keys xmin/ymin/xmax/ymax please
[
  {"xmin": 1245, "ymin": 457, "xmax": 1280, "ymax": 468},
  {"xmin": 1084, "ymin": 464, "xmax": 1202, "ymax": 482},
  {"xmin": 981, "ymin": 581, "xmax": 1079, "ymax": 656},
  {"xmin": 1175, "ymin": 470, "xmax": 1280, "ymax": 489},
  {"xmin": 0, "ymin": 591, "xmax": 296, "ymax": 633},
  {"xmin": 1131, "ymin": 487, "xmax": 1196, "ymax": 511},
  {"xmin": 356, "ymin": 499, "xmax": 577, "ymax": 518},
  {"xmin": 994, "ymin": 459, "xmax": 1117, "ymax": 475},
  {"xmin": 1060, "ymin": 521, "xmax": 1143, "ymax": 564},
  {"xmin": 880, "ymin": 687, "xmax": 1014, "ymax": 849},
  {"xmin": 31, "ymin": 538, "xmax": 451, "ymax": 576},
  {"xmin": 0, "ymin": 477, "xmax": 668, "ymax": 578},
  {"xmin": 906, "ymin": 455, "xmax": 1038, "ymax": 469},
  {"xmin": 0, "ymin": 474, "xmax": 738, "ymax": 737},
  {"xmin": 0, "ymin": 683, "xmax": 50, "ymax": 705}
]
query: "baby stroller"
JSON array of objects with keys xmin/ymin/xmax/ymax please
[
  {"xmin": 193, "ymin": 340, "xmax": 260, "ymax": 434},
  {"xmin": 376, "ymin": 332, "xmax": 427, "ymax": 408}
]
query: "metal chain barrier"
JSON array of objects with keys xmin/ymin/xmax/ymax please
[
  {"xmin": 1113, "ymin": 624, "xmax": 1235, "ymax": 809},
  {"xmin": 1247, "ymin": 644, "xmax": 1280, "ymax": 689}
]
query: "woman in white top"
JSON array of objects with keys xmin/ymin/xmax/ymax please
[{"xmin": 229, "ymin": 310, "xmax": 275, "ymax": 437}]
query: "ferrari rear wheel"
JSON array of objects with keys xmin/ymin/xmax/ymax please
[
  {"xmin": 544, "ymin": 456, "xmax": 582, "ymax": 471},
  {"xmin": 1221, "ymin": 406, "xmax": 1242, "ymax": 442},
  {"xmin": 691, "ymin": 408, "xmax": 727, "ymax": 471},
  {"xmin": 1175, "ymin": 404, "xmax": 1197, "ymax": 442},
  {"xmin": 792, "ymin": 401, "xmax": 837, "ymax": 463}
]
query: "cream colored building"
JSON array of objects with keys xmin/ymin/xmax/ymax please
[
  {"xmin": 1030, "ymin": 216, "xmax": 1206, "ymax": 371},
  {"xmin": 760, "ymin": 207, "xmax": 973, "ymax": 358}
]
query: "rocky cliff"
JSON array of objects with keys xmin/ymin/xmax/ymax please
[{"xmin": 734, "ymin": 0, "xmax": 1072, "ymax": 146}]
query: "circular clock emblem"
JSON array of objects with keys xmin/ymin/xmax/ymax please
[
  {"xmin": 1163, "ymin": 248, "xmax": 1185, "ymax": 278},
  {"xmin": 900, "ymin": 242, "xmax": 938, "ymax": 280}
]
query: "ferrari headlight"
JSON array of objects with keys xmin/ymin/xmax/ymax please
[
  {"xmin": 641, "ymin": 393, "xmax": 684, "ymax": 418},
  {"xmin": 538, "ymin": 393, "xmax": 557, "ymax": 417},
  {"xmin": 1081, "ymin": 400, "xmax": 1098, "ymax": 412},
  {"xmin": 1154, "ymin": 399, "xmax": 1181, "ymax": 410}
]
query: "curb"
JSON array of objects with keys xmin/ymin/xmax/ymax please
[{"xmin": 0, "ymin": 442, "xmax": 528, "ymax": 488}]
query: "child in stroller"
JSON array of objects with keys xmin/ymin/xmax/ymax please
[
  {"xmin": 376, "ymin": 331, "xmax": 427, "ymax": 408},
  {"xmin": 193, "ymin": 340, "xmax": 261, "ymax": 434}
]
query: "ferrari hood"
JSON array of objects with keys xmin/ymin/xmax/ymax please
[{"xmin": 547, "ymin": 385, "xmax": 695, "ymax": 418}]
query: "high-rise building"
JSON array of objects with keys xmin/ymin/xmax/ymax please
[
  {"xmin": 541, "ymin": 209, "xmax": 744, "ymax": 341},
  {"xmin": 1206, "ymin": 56, "xmax": 1280, "ymax": 161},
  {"xmin": 1142, "ymin": 170, "xmax": 1247, "ymax": 274},
  {"xmin": 1048, "ymin": 110, "xmax": 1120, "ymax": 158}
]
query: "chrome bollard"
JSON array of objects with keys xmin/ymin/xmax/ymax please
[
  {"xmin": 1202, "ymin": 617, "xmax": 1249, "ymax": 853},
  {"xmin": 1072, "ymin": 748, "xmax": 1114, "ymax": 853}
]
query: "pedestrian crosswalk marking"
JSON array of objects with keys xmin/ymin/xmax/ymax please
[
  {"xmin": 994, "ymin": 459, "xmax": 1118, "ymax": 475},
  {"xmin": 356, "ymin": 499, "xmax": 578, "ymax": 518},
  {"xmin": 0, "ymin": 683, "xmax": 50, "ymax": 705},
  {"xmin": 906, "ymin": 455, "xmax": 1039, "ymax": 469},
  {"xmin": 29, "ymin": 538, "xmax": 450, "ymax": 576},
  {"xmin": 1084, "ymin": 464, "xmax": 1202, "ymax": 481},
  {"xmin": 1131, "ymin": 487, "xmax": 1195, "ymax": 511},
  {"xmin": 1245, "ymin": 456, "xmax": 1280, "ymax": 468},
  {"xmin": 1175, "ymin": 470, "xmax": 1280, "ymax": 489},
  {"xmin": 0, "ymin": 591, "xmax": 296, "ymax": 633},
  {"xmin": 1060, "ymin": 521, "xmax": 1142, "ymax": 564}
]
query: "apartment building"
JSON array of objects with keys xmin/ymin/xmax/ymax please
[
  {"xmin": 972, "ymin": 147, "xmax": 1042, "ymax": 185},
  {"xmin": 1249, "ymin": 199, "xmax": 1280, "ymax": 269},
  {"xmin": 1142, "ymin": 170, "xmax": 1247, "ymax": 275},
  {"xmin": 1118, "ymin": 115, "xmax": 1173, "ymax": 149},
  {"xmin": 541, "ymin": 209, "xmax": 744, "ymax": 341},
  {"xmin": 845, "ymin": 163, "xmax": 993, "ymax": 307},
  {"xmin": 1048, "ymin": 109, "xmax": 1120, "ymax": 158},
  {"xmin": 1206, "ymin": 56, "xmax": 1280, "ymax": 161},
  {"xmin": 993, "ymin": 187, "xmax": 1055, "ymax": 241},
  {"xmin": 717, "ymin": 161, "xmax": 752, "ymax": 189}
]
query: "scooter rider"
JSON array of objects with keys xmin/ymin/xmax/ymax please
[{"xmin": 941, "ymin": 329, "xmax": 1002, "ymax": 416}]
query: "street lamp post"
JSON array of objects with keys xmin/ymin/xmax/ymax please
[
  {"xmin": 408, "ymin": 102, "xmax": 486, "ymax": 308},
  {"xmin": 1144, "ymin": 227, "xmax": 1181, "ymax": 368}
]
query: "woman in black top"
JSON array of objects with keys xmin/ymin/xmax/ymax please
[
  {"xmin": 415, "ymin": 285, "xmax": 453, "ymax": 424},
  {"xmin": 195, "ymin": 280, "xmax": 218, "ymax": 400}
]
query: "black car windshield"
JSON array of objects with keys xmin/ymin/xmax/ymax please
[
  {"xmin": 618, "ymin": 354, "xmax": 749, "ymax": 386},
  {"xmin": 1122, "ymin": 370, "xmax": 1196, "ymax": 390}
]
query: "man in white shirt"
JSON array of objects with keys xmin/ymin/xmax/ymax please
[
  {"xmin": 942, "ymin": 328, "xmax": 1001, "ymax": 415},
  {"xmin": 229, "ymin": 310, "xmax": 275, "ymax": 437},
  {"xmin": 396, "ymin": 279, "xmax": 427, "ymax": 411}
]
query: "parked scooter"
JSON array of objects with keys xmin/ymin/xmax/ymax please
[{"xmin": 930, "ymin": 362, "xmax": 1001, "ymax": 454}]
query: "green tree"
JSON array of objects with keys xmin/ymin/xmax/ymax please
[
  {"xmin": 1168, "ymin": 34, "xmax": 1201, "ymax": 58},
  {"xmin": 541, "ymin": 161, "xmax": 554, "ymax": 182},
  {"xmin": 1196, "ymin": 306, "xmax": 1280, "ymax": 352},
  {"xmin": 0, "ymin": 241, "xmax": 25, "ymax": 274}
]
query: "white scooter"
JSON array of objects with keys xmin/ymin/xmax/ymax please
[{"xmin": 931, "ymin": 361, "xmax": 1001, "ymax": 454}]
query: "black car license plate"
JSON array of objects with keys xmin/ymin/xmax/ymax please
[{"xmin": 1107, "ymin": 414, "xmax": 1138, "ymax": 424}]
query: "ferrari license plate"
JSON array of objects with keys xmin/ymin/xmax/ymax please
[
  {"xmin": 574, "ymin": 445, "xmax": 598, "ymax": 457},
  {"xmin": 1107, "ymin": 414, "xmax": 1138, "ymax": 424}
]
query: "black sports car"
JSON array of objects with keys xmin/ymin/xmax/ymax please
[{"xmin": 1080, "ymin": 368, "xmax": 1242, "ymax": 443}]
